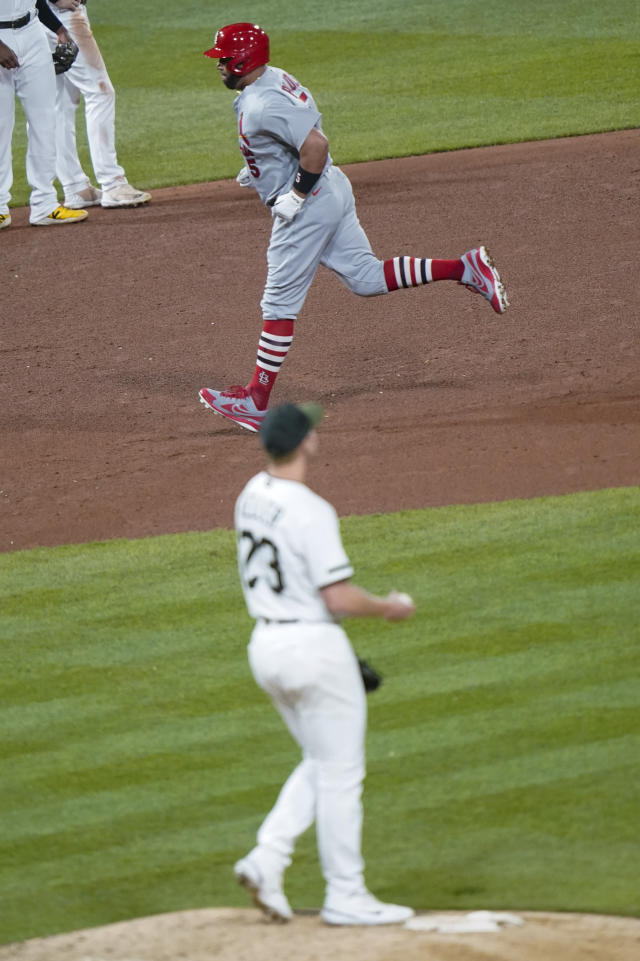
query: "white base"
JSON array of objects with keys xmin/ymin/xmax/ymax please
[{"xmin": 405, "ymin": 910, "xmax": 524, "ymax": 933}]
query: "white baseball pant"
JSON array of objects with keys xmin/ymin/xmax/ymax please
[
  {"xmin": 0, "ymin": 18, "xmax": 58, "ymax": 221},
  {"xmin": 247, "ymin": 621, "xmax": 368, "ymax": 899},
  {"xmin": 45, "ymin": 4, "xmax": 125, "ymax": 193},
  {"xmin": 260, "ymin": 165, "xmax": 388, "ymax": 320}
]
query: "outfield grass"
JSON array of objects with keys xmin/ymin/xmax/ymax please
[
  {"xmin": 7, "ymin": 0, "xmax": 640, "ymax": 205},
  {"xmin": 2, "ymin": 488, "xmax": 639, "ymax": 943}
]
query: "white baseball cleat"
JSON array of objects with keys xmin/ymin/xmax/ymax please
[
  {"xmin": 64, "ymin": 185, "xmax": 102, "ymax": 208},
  {"xmin": 101, "ymin": 182, "xmax": 151, "ymax": 207},
  {"xmin": 234, "ymin": 856, "xmax": 293, "ymax": 923},
  {"xmin": 199, "ymin": 385, "xmax": 267, "ymax": 433},
  {"xmin": 460, "ymin": 245, "xmax": 509, "ymax": 314},
  {"xmin": 321, "ymin": 890, "xmax": 415, "ymax": 926},
  {"xmin": 0, "ymin": 212, "xmax": 11, "ymax": 229}
]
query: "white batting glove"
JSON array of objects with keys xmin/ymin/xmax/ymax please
[
  {"xmin": 272, "ymin": 189, "xmax": 305, "ymax": 223},
  {"xmin": 236, "ymin": 167, "xmax": 252, "ymax": 188}
]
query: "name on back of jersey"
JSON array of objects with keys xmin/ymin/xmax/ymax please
[{"xmin": 238, "ymin": 493, "xmax": 283, "ymax": 528}]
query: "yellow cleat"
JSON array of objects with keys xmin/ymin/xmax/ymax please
[
  {"xmin": 0, "ymin": 212, "xmax": 11, "ymax": 229},
  {"xmin": 32, "ymin": 205, "xmax": 88, "ymax": 226}
]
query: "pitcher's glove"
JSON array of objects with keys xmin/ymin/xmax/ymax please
[
  {"xmin": 52, "ymin": 40, "xmax": 79, "ymax": 75},
  {"xmin": 358, "ymin": 657, "xmax": 382, "ymax": 694}
]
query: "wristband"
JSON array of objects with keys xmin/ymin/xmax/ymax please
[{"xmin": 293, "ymin": 166, "xmax": 321, "ymax": 195}]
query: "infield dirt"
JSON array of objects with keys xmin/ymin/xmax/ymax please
[{"xmin": 2, "ymin": 129, "xmax": 639, "ymax": 552}]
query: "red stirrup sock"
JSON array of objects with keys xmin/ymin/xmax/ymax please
[
  {"xmin": 247, "ymin": 319, "xmax": 295, "ymax": 409},
  {"xmin": 383, "ymin": 257, "xmax": 464, "ymax": 291}
]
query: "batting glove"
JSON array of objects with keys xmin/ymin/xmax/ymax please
[
  {"xmin": 236, "ymin": 166, "xmax": 252, "ymax": 188},
  {"xmin": 272, "ymin": 189, "xmax": 305, "ymax": 223}
]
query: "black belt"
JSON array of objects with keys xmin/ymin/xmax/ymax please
[
  {"xmin": 0, "ymin": 12, "xmax": 30, "ymax": 28},
  {"xmin": 259, "ymin": 618, "xmax": 299, "ymax": 624}
]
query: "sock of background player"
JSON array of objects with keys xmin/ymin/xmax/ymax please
[
  {"xmin": 247, "ymin": 319, "xmax": 295, "ymax": 409},
  {"xmin": 383, "ymin": 257, "xmax": 464, "ymax": 291}
]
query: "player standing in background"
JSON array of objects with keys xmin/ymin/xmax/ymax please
[
  {"xmin": 0, "ymin": 0, "xmax": 87, "ymax": 226},
  {"xmin": 233, "ymin": 401, "xmax": 416, "ymax": 925},
  {"xmin": 44, "ymin": 0, "xmax": 151, "ymax": 209},
  {"xmin": 200, "ymin": 23, "xmax": 509, "ymax": 432}
]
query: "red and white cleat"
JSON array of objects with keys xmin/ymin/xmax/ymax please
[
  {"xmin": 460, "ymin": 245, "xmax": 509, "ymax": 314},
  {"xmin": 199, "ymin": 385, "xmax": 266, "ymax": 432}
]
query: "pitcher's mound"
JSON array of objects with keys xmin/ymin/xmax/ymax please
[{"xmin": 1, "ymin": 908, "xmax": 639, "ymax": 961}]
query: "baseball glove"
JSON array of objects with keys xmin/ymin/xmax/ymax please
[
  {"xmin": 358, "ymin": 657, "xmax": 382, "ymax": 694},
  {"xmin": 52, "ymin": 40, "xmax": 79, "ymax": 75}
]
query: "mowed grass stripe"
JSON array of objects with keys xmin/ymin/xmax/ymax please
[{"xmin": 1, "ymin": 487, "xmax": 639, "ymax": 941}]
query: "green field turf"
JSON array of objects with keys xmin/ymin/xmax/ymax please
[
  {"xmin": 7, "ymin": 0, "xmax": 640, "ymax": 205},
  {"xmin": 2, "ymin": 487, "xmax": 639, "ymax": 943}
]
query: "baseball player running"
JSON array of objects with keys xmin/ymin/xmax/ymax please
[
  {"xmin": 44, "ymin": 0, "xmax": 151, "ymax": 209},
  {"xmin": 200, "ymin": 23, "xmax": 509, "ymax": 432},
  {"xmin": 233, "ymin": 401, "xmax": 416, "ymax": 925},
  {"xmin": 0, "ymin": 0, "xmax": 87, "ymax": 226}
]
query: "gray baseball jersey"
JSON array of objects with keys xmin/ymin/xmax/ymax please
[
  {"xmin": 234, "ymin": 65, "xmax": 332, "ymax": 205},
  {"xmin": 235, "ymin": 470, "xmax": 354, "ymax": 622}
]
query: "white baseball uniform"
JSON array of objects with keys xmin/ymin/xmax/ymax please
[
  {"xmin": 233, "ymin": 66, "xmax": 388, "ymax": 320},
  {"xmin": 0, "ymin": 0, "xmax": 59, "ymax": 221},
  {"xmin": 235, "ymin": 469, "xmax": 370, "ymax": 900},
  {"xmin": 45, "ymin": 0, "xmax": 125, "ymax": 194}
]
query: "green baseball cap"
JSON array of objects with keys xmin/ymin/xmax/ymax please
[{"xmin": 259, "ymin": 402, "xmax": 324, "ymax": 457}]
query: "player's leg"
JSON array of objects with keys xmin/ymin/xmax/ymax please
[
  {"xmin": 254, "ymin": 758, "xmax": 317, "ymax": 869},
  {"xmin": 62, "ymin": 7, "xmax": 149, "ymax": 206},
  {"xmin": 235, "ymin": 625, "xmax": 320, "ymax": 921},
  {"xmin": 54, "ymin": 72, "xmax": 96, "ymax": 203},
  {"xmin": 298, "ymin": 626, "xmax": 414, "ymax": 925},
  {"xmin": 40, "ymin": 14, "xmax": 94, "ymax": 205},
  {"xmin": 58, "ymin": 13, "xmax": 123, "ymax": 191},
  {"xmin": 0, "ymin": 52, "xmax": 16, "ymax": 220},
  {"xmin": 246, "ymin": 623, "xmax": 367, "ymax": 896},
  {"xmin": 322, "ymin": 167, "xmax": 509, "ymax": 313},
  {"xmin": 234, "ymin": 756, "xmax": 314, "ymax": 923},
  {"xmin": 200, "ymin": 182, "xmax": 345, "ymax": 427},
  {"xmin": 15, "ymin": 24, "xmax": 61, "ymax": 223}
]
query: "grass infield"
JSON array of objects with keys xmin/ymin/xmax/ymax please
[
  {"xmin": 7, "ymin": 0, "xmax": 640, "ymax": 205},
  {"xmin": 2, "ymin": 487, "xmax": 639, "ymax": 942}
]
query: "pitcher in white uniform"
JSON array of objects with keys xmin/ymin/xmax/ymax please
[
  {"xmin": 199, "ymin": 23, "xmax": 509, "ymax": 432},
  {"xmin": 233, "ymin": 401, "xmax": 416, "ymax": 925}
]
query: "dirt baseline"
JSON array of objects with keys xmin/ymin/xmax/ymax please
[{"xmin": 2, "ymin": 130, "xmax": 639, "ymax": 552}]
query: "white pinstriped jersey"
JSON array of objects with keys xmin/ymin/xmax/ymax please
[
  {"xmin": 233, "ymin": 65, "xmax": 332, "ymax": 205},
  {"xmin": 235, "ymin": 471, "xmax": 353, "ymax": 622}
]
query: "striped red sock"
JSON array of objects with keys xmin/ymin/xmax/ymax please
[
  {"xmin": 247, "ymin": 319, "xmax": 294, "ymax": 409},
  {"xmin": 383, "ymin": 257, "xmax": 463, "ymax": 290}
]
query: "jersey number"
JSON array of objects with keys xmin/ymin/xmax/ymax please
[
  {"xmin": 239, "ymin": 530, "xmax": 284, "ymax": 593},
  {"xmin": 238, "ymin": 113, "xmax": 260, "ymax": 178}
]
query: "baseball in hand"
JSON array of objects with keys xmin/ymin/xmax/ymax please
[{"xmin": 395, "ymin": 592, "xmax": 414, "ymax": 607}]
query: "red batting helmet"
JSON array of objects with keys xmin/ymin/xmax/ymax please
[{"xmin": 204, "ymin": 23, "xmax": 270, "ymax": 76}]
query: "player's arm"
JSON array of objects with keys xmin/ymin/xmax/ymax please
[
  {"xmin": 320, "ymin": 580, "xmax": 415, "ymax": 622},
  {"xmin": 293, "ymin": 127, "xmax": 329, "ymax": 196},
  {"xmin": 35, "ymin": 0, "xmax": 61, "ymax": 32},
  {"xmin": 272, "ymin": 126, "xmax": 329, "ymax": 221}
]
